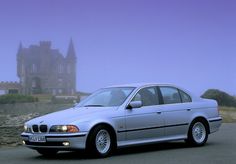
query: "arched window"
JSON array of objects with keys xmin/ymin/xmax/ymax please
[
  {"xmin": 58, "ymin": 64, "xmax": 63, "ymax": 73},
  {"xmin": 31, "ymin": 63, "xmax": 37, "ymax": 73},
  {"xmin": 67, "ymin": 65, "xmax": 71, "ymax": 74}
]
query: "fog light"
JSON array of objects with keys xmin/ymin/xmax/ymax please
[
  {"xmin": 22, "ymin": 141, "xmax": 25, "ymax": 145},
  {"xmin": 62, "ymin": 141, "xmax": 70, "ymax": 146}
]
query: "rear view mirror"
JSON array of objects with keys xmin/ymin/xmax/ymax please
[{"xmin": 127, "ymin": 101, "xmax": 142, "ymax": 109}]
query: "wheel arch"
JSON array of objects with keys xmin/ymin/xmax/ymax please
[
  {"xmin": 86, "ymin": 122, "xmax": 117, "ymax": 149},
  {"xmin": 190, "ymin": 116, "xmax": 210, "ymax": 134}
]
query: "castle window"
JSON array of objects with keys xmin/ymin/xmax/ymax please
[
  {"xmin": 67, "ymin": 65, "xmax": 71, "ymax": 74},
  {"xmin": 58, "ymin": 64, "xmax": 63, "ymax": 73},
  {"xmin": 58, "ymin": 89, "xmax": 63, "ymax": 94},
  {"xmin": 21, "ymin": 63, "xmax": 24, "ymax": 74},
  {"xmin": 31, "ymin": 64, "xmax": 37, "ymax": 73},
  {"xmin": 32, "ymin": 80, "xmax": 36, "ymax": 88},
  {"xmin": 53, "ymin": 89, "xmax": 56, "ymax": 95},
  {"xmin": 58, "ymin": 78, "xmax": 63, "ymax": 87},
  {"xmin": 20, "ymin": 77, "xmax": 25, "ymax": 83}
]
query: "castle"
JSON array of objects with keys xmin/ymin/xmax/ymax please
[{"xmin": 17, "ymin": 40, "xmax": 76, "ymax": 95}]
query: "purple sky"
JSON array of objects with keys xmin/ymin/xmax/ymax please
[{"xmin": 0, "ymin": 0, "xmax": 235, "ymax": 96}]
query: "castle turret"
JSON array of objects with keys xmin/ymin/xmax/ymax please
[
  {"xmin": 66, "ymin": 39, "xmax": 77, "ymax": 95},
  {"xmin": 17, "ymin": 42, "xmax": 23, "ymax": 54},
  {"xmin": 17, "ymin": 42, "xmax": 23, "ymax": 77},
  {"xmin": 66, "ymin": 39, "xmax": 76, "ymax": 60}
]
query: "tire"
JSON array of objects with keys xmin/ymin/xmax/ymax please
[
  {"xmin": 87, "ymin": 125, "xmax": 114, "ymax": 158},
  {"xmin": 36, "ymin": 149, "xmax": 58, "ymax": 156},
  {"xmin": 186, "ymin": 120, "xmax": 208, "ymax": 146}
]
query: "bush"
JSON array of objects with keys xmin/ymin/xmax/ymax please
[
  {"xmin": 0, "ymin": 94, "xmax": 38, "ymax": 104},
  {"xmin": 51, "ymin": 95, "xmax": 80, "ymax": 104},
  {"xmin": 201, "ymin": 89, "xmax": 236, "ymax": 107}
]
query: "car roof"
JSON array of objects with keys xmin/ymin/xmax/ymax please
[
  {"xmin": 106, "ymin": 82, "xmax": 178, "ymax": 88},
  {"xmin": 104, "ymin": 82, "xmax": 200, "ymax": 101}
]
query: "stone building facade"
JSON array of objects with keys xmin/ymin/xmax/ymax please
[
  {"xmin": 17, "ymin": 40, "xmax": 76, "ymax": 95},
  {"xmin": 0, "ymin": 81, "xmax": 22, "ymax": 95}
]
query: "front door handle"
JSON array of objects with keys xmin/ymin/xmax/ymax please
[
  {"xmin": 157, "ymin": 112, "xmax": 162, "ymax": 114},
  {"xmin": 186, "ymin": 109, "xmax": 191, "ymax": 111}
]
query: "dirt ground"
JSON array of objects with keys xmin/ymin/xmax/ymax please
[{"xmin": 220, "ymin": 108, "xmax": 236, "ymax": 123}]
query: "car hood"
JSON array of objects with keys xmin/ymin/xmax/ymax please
[{"xmin": 26, "ymin": 106, "xmax": 118, "ymax": 125}]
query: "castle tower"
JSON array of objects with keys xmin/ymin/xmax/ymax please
[
  {"xmin": 66, "ymin": 39, "xmax": 77, "ymax": 95},
  {"xmin": 17, "ymin": 40, "xmax": 77, "ymax": 95},
  {"xmin": 17, "ymin": 42, "xmax": 23, "ymax": 77},
  {"xmin": 17, "ymin": 42, "xmax": 26, "ymax": 94},
  {"xmin": 66, "ymin": 39, "xmax": 76, "ymax": 60}
]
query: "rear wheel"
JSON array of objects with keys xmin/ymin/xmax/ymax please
[
  {"xmin": 186, "ymin": 120, "xmax": 208, "ymax": 146},
  {"xmin": 36, "ymin": 149, "xmax": 58, "ymax": 156},
  {"xmin": 87, "ymin": 125, "xmax": 114, "ymax": 157}
]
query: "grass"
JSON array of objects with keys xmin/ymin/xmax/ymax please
[
  {"xmin": 32, "ymin": 94, "xmax": 52, "ymax": 102},
  {"xmin": 219, "ymin": 106, "xmax": 236, "ymax": 123}
]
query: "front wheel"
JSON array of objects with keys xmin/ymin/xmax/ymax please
[
  {"xmin": 186, "ymin": 120, "xmax": 208, "ymax": 146},
  {"xmin": 87, "ymin": 126, "xmax": 114, "ymax": 157}
]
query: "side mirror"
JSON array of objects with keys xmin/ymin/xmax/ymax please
[{"xmin": 127, "ymin": 101, "xmax": 142, "ymax": 109}]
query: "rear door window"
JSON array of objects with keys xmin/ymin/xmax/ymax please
[{"xmin": 160, "ymin": 87, "xmax": 181, "ymax": 104}]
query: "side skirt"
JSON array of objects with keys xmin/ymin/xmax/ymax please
[{"xmin": 117, "ymin": 135, "xmax": 187, "ymax": 148}]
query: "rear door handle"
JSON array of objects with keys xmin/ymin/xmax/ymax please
[
  {"xmin": 186, "ymin": 109, "xmax": 191, "ymax": 111},
  {"xmin": 157, "ymin": 112, "xmax": 162, "ymax": 114}
]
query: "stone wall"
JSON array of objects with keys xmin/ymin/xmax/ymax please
[{"xmin": 0, "ymin": 102, "xmax": 72, "ymax": 147}]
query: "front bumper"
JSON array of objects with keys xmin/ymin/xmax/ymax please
[{"xmin": 21, "ymin": 132, "xmax": 88, "ymax": 150}]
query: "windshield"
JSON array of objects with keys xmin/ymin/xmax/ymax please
[{"xmin": 78, "ymin": 87, "xmax": 135, "ymax": 107}]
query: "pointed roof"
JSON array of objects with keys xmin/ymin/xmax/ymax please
[
  {"xmin": 17, "ymin": 42, "xmax": 23, "ymax": 54},
  {"xmin": 66, "ymin": 38, "xmax": 76, "ymax": 59}
]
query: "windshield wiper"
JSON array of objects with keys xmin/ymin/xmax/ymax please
[{"xmin": 84, "ymin": 104, "xmax": 104, "ymax": 107}]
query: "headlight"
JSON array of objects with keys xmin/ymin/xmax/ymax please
[
  {"xmin": 50, "ymin": 125, "xmax": 79, "ymax": 133},
  {"xmin": 24, "ymin": 124, "xmax": 28, "ymax": 131},
  {"xmin": 23, "ymin": 124, "xmax": 31, "ymax": 133}
]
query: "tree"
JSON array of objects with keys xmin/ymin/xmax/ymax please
[{"xmin": 201, "ymin": 89, "xmax": 236, "ymax": 107}]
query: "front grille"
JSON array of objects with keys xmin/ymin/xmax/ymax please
[
  {"xmin": 32, "ymin": 125, "xmax": 39, "ymax": 132},
  {"xmin": 32, "ymin": 125, "xmax": 48, "ymax": 133},
  {"xmin": 40, "ymin": 125, "xmax": 48, "ymax": 132}
]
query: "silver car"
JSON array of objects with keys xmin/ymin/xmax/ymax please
[{"xmin": 21, "ymin": 83, "xmax": 222, "ymax": 157}]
